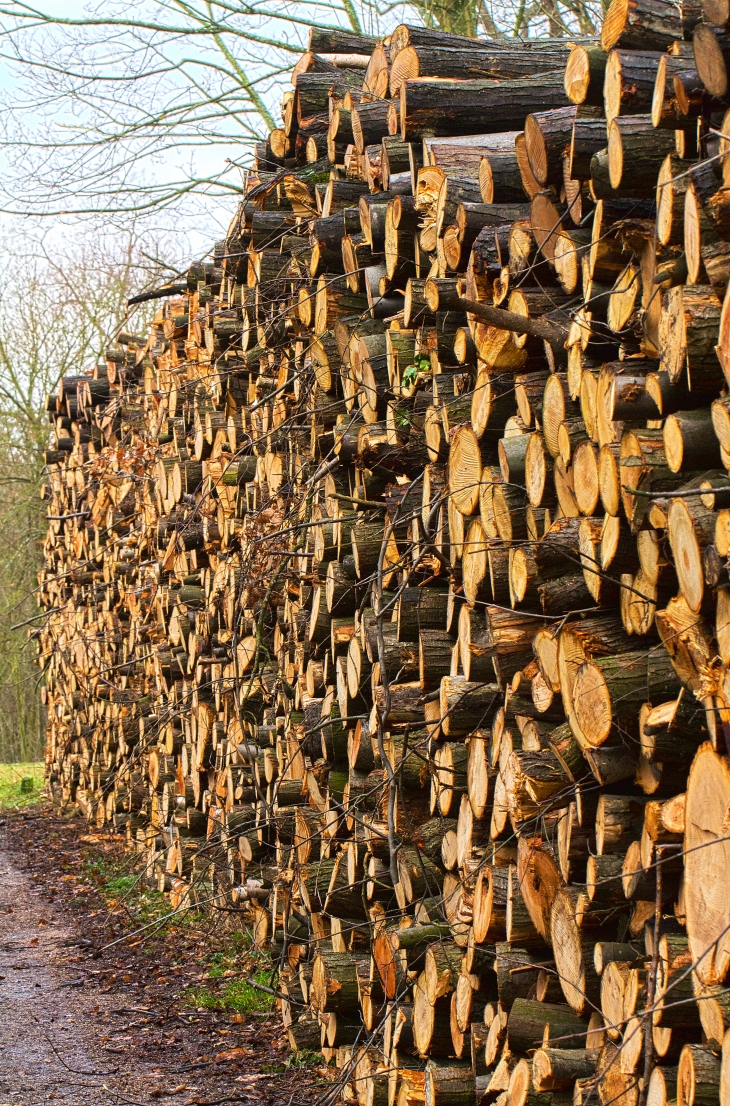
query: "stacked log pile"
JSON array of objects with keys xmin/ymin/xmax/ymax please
[{"xmin": 36, "ymin": 8, "xmax": 730, "ymax": 1104}]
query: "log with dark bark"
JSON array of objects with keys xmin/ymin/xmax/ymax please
[{"xmin": 399, "ymin": 73, "xmax": 570, "ymax": 141}]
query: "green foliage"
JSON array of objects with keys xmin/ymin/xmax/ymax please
[
  {"xmin": 258, "ymin": 1050, "xmax": 326, "ymax": 1075},
  {"xmin": 188, "ymin": 969, "xmax": 276, "ymax": 1014},
  {"xmin": 187, "ymin": 935, "xmax": 276, "ymax": 1013},
  {"xmin": 401, "ymin": 357, "xmax": 431, "ymax": 389},
  {"xmin": 0, "ymin": 761, "xmax": 45, "ymax": 809},
  {"xmin": 286, "ymin": 1049, "xmax": 323, "ymax": 1070}
]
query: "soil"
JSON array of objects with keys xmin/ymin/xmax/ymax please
[{"xmin": 0, "ymin": 807, "xmax": 328, "ymax": 1106}]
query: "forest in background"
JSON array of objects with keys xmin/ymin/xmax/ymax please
[{"xmin": 0, "ymin": 230, "xmax": 175, "ymax": 760}]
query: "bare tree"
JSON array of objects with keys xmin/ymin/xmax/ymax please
[
  {"xmin": 0, "ymin": 0, "xmax": 601, "ymax": 220},
  {"xmin": 0, "ymin": 226, "xmax": 175, "ymax": 761}
]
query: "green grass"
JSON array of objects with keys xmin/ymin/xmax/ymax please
[
  {"xmin": 186, "ymin": 938, "xmax": 278, "ymax": 1014},
  {"xmin": 188, "ymin": 968, "xmax": 276, "ymax": 1014},
  {"xmin": 74, "ymin": 840, "xmax": 280, "ymax": 1017},
  {"xmin": 81, "ymin": 851, "xmax": 171, "ymax": 926},
  {"xmin": 259, "ymin": 1050, "xmax": 325, "ymax": 1074},
  {"xmin": 285, "ymin": 1050, "xmax": 323, "ymax": 1070},
  {"xmin": 0, "ymin": 762, "xmax": 45, "ymax": 809}
]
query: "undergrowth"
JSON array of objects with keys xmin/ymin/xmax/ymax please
[
  {"xmin": 187, "ymin": 968, "xmax": 276, "ymax": 1014},
  {"xmin": 187, "ymin": 935, "xmax": 277, "ymax": 1014},
  {"xmin": 259, "ymin": 1049, "xmax": 324, "ymax": 1074},
  {"xmin": 81, "ymin": 849, "xmax": 176, "ymax": 930},
  {"xmin": 81, "ymin": 846, "xmax": 279, "ymax": 1015}
]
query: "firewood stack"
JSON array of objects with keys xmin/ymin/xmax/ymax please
[{"xmin": 35, "ymin": 6, "xmax": 730, "ymax": 1103}]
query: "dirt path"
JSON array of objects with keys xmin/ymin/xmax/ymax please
[
  {"xmin": 0, "ymin": 835, "xmax": 170, "ymax": 1106},
  {"xmin": 0, "ymin": 811, "xmax": 326, "ymax": 1106}
]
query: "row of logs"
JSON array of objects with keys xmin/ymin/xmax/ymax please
[{"xmin": 38, "ymin": 5, "xmax": 730, "ymax": 1105}]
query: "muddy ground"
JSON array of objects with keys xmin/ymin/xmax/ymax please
[{"xmin": 0, "ymin": 808, "xmax": 329, "ymax": 1106}]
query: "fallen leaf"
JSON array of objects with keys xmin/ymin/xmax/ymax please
[
  {"xmin": 38, "ymin": 918, "xmax": 48, "ymax": 926},
  {"xmin": 28, "ymin": 938, "xmax": 38, "ymax": 947},
  {"xmin": 215, "ymin": 1047, "xmax": 246, "ymax": 1063}
]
